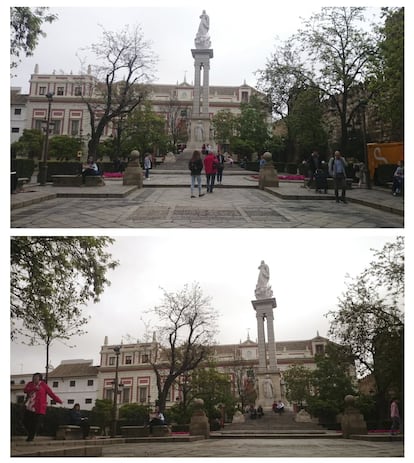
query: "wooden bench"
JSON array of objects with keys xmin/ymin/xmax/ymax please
[
  {"xmin": 52, "ymin": 175, "xmax": 105, "ymax": 187},
  {"xmin": 304, "ymin": 178, "xmax": 353, "ymax": 190},
  {"xmin": 120, "ymin": 425, "xmax": 150, "ymax": 437},
  {"xmin": 55, "ymin": 425, "xmax": 100, "ymax": 440}
]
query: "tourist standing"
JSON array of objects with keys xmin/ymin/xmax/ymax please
[
  {"xmin": 392, "ymin": 160, "xmax": 404, "ymax": 196},
  {"xmin": 390, "ymin": 398, "xmax": 400, "ymax": 435},
  {"xmin": 203, "ymin": 150, "xmax": 218, "ymax": 193},
  {"xmin": 306, "ymin": 150, "xmax": 320, "ymax": 188},
  {"xmin": 144, "ymin": 153, "xmax": 152, "ymax": 180},
  {"xmin": 329, "ymin": 150, "xmax": 348, "ymax": 203},
  {"xmin": 23, "ymin": 373, "xmax": 63, "ymax": 441},
  {"xmin": 188, "ymin": 150, "xmax": 204, "ymax": 198},
  {"xmin": 216, "ymin": 153, "xmax": 225, "ymax": 185}
]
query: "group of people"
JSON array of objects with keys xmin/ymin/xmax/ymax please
[
  {"xmin": 272, "ymin": 400, "xmax": 285, "ymax": 414},
  {"xmin": 188, "ymin": 149, "xmax": 228, "ymax": 197}
]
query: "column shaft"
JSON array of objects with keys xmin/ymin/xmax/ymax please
[{"xmin": 256, "ymin": 313, "xmax": 266, "ymax": 370}]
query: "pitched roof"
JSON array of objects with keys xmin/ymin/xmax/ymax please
[{"xmin": 48, "ymin": 361, "xmax": 98, "ymax": 378}]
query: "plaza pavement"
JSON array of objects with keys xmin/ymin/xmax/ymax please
[
  {"xmin": 11, "ymin": 432, "xmax": 404, "ymax": 458},
  {"xmin": 10, "ymin": 169, "xmax": 404, "ymax": 228}
]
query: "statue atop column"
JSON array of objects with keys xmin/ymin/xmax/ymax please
[
  {"xmin": 195, "ymin": 10, "xmax": 211, "ymax": 49},
  {"xmin": 255, "ymin": 260, "xmax": 273, "ymax": 299}
]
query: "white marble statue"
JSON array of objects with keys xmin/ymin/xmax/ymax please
[
  {"xmin": 195, "ymin": 10, "xmax": 211, "ymax": 49},
  {"xmin": 263, "ymin": 375, "xmax": 274, "ymax": 399},
  {"xmin": 255, "ymin": 260, "xmax": 273, "ymax": 299}
]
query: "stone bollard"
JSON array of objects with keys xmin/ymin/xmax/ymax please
[
  {"xmin": 340, "ymin": 395, "xmax": 368, "ymax": 438},
  {"xmin": 189, "ymin": 398, "xmax": 210, "ymax": 438},
  {"xmin": 123, "ymin": 150, "xmax": 143, "ymax": 187},
  {"xmin": 258, "ymin": 152, "xmax": 279, "ymax": 190}
]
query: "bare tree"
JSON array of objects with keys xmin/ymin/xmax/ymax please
[
  {"xmin": 145, "ymin": 283, "xmax": 219, "ymax": 412},
  {"xmin": 78, "ymin": 24, "xmax": 158, "ymax": 157}
]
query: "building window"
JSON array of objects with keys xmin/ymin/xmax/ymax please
[
  {"xmin": 109, "ymin": 356, "xmax": 115, "ymax": 366},
  {"xmin": 19, "ymin": 380, "xmax": 25, "ymax": 384},
  {"xmin": 67, "ymin": 399, "xmax": 75, "ymax": 405},
  {"xmin": 74, "ymin": 87, "xmax": 82, "ymax": 96},
  {"xmin": 50, "ymin": 400, "xmax": 57, "ymax": 405},
  {"xmin": 57, "ymin": 87, "xmax": 64, "ymax": 96},
  {"xmin": 315, "ymin": 344, "xmax": 325, "ymax": 355},
  {"xmin": 121, "ymin": 387, "xmax": 130, "ymax": 404},
  {"xmin": 70, "ymin": 380, "xmax": 76, "ymax": 387},
  {"xmin": 125, "ymin": 355, "xmax": 132, "ymax": 365},
  {"xmin": 11, "ymin": 380, "xmax": 15, "ymax": 385},
  {"xmin": 14, "ymin": 108, "xmax": 22, "ymax": 115},
  {"xmin": 105, "ymin": 389, "xmax": 113, "ymax": 401},
  {"xmin": 139, "ymin": 386, "xmax": 147, "ymax": 403},
  {"xmin": 85, "ymin": 398, "xmax": 92, "ymax": 404},
  {"xmin": 39, "ymin": 87, "xmax": 46, "ymax": 95},
  {"xmin": 11, "ymin": 127, "xmax": 20, "ymax": 133},
  {"xmin": 52, "ymin": 120, "xmax": 61, "ymax": 135},
  {"xmin": 70, "ymin": 119, "xmax": 80, "ymax": 136},
  {"xmin": 141, "ymin": 354, "xmax": 149, "ymax": 364},
  {"xmin": 241, "ymin": 91, "xmax": 249, "ymax": 103},
  {"xmin": 87, "ymin": 379, "xmax": 94, "ymax": 386},
  {"xmin": 52, "ymin": 381, "xmax": 59, "ymax": 388}
]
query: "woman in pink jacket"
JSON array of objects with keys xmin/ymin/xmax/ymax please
[{"xmin": 23, "ymin": 372, "xmax": 63, "ymax": 441}]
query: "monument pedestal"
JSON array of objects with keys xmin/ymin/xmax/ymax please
[{"xmin": 256, "ymin": 371, "xmax": 282, "ymax": 410}]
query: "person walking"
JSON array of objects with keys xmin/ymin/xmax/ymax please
[
  {"xmin": 306, "ymin": 150, "xmax": 320, "ymax": 189},
  {"xmin": 392, "ymin": 160, "xmax": 404, "ymax": 196},
  {"xmin": 390, "ymin": 398, "xmax": 400, "ymax": 435},
  {"xmin": 216, "ymin": 153, "xmax": 225, "ymax": 185},
  {"xmin": 188, "ymin": 150, "xmax": 204, "ymax": 198},
  {"xmin": 329, "ymin": 150, "xmax": 348, "ymax": 203},
  {"xmin": 23, "ymin": 372, "xmax": 63, "ymax": 442},
  {"xmin": 203, "ymin": 150, "xmax": 218, "ymax": 193},
  {"xmin": 144, "ymin": 153, "xmax": 152, "ymax": 180}
]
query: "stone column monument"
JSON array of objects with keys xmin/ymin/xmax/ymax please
[
  {"xmin": 251, "ymin": 260, "xmax": 282, "ymax": 409},
  {"xmin": 187, "ymin": 10, "xmax": 214, "ymax": 151}
]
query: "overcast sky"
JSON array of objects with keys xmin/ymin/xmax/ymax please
[
  {"xmin": 9, "ymin": 1, "xmax": 386, "ymax": 94},
  {"xmin": 9, "ymin": 230, "xmax": 402, "ymax": 375}
]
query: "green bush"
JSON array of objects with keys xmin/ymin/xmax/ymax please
[
  {"xmin": 119, "ymin": 403, "xmax": 150, "ymax": 425},
  {"xmin": 11, "ymin": 158, "xmax": 35, "ymax": 179},
  {"xmin": 11, "ymin": 403, "xmax": 73, "ymax": 437}
]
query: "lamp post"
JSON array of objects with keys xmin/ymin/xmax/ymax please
[
  {"xmin": 38, "ymin": 92, "xmax": 54, "ymax": 185},
  {"xmin": 110, "ymin": 346, "xmax": 121, "ymax": 438}
]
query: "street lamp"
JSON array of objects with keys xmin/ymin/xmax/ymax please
[
  {"xmin": 110, "ymin": 345, "xmax": 121, "ymax": 438},
  {"xmin": 38, "ymin": 92, "xmax": 54, "ymax": 185}
]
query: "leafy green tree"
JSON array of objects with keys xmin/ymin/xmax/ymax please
[
  {"xmin": 258, "ymin": 7, "xmax": 380, "ymax": 155},
  {"xmin": 212, "ymin": 110, "xmax": 236, "ymax": 152},
  {"xmin": 78, "ymin": 25, "xmax": 157, "ymax": 157},
  {"xmin": 10, "ymin": 7, "xmax": 58, "ymax": 71},
  {"xmin": 123, "ymin": 102, "xmax": 168, "ymax": 161},
  {"xmin": 236, "ymin": 95, "xmax": 270, "ymax": 153},
  {"xmin": 371, "ymin": 7, "xmax": 404, "ymax": 141},
  {"xmin": 11, "ymin": 129, "xmax": 43, "ymax": 159},
  {"xmin": 307, "ymin": 344, "xmax": 357, "ymax": 423},
  {"xmin": 286, "ymin": 86, "xmax": 328, "ymax": 160},
  {"xmin": 145, "ymin": 282, "xmax": 218, "ymax": 413},
  {"xmin": 190, "ymin": 366, "xmax": 236, "ymax": 424},
  {"xmin": 283, "ymin": 364, "xmax": 313, "ymax": 408},
  {"xmin": 327, "ymin": 236, "xmax": 404, "ymax": 419},
  {"xmin": 11, "ymin": 237, "xmax": 118, "ymax": 381}
]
